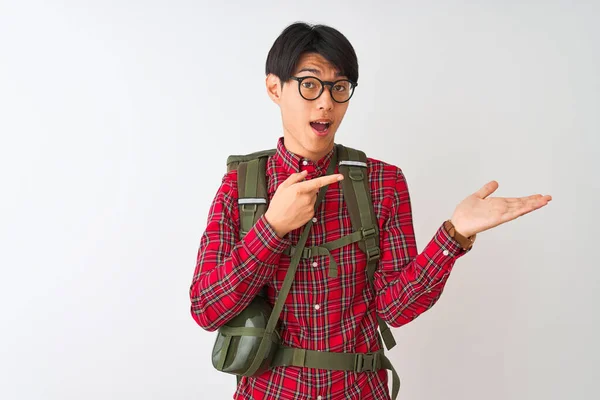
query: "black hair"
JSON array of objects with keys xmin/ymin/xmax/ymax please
[{"xmin": 265, "ymin": 22, "xmax": 359, "ymax": 84}]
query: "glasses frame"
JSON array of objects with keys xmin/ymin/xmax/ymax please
[{"xmin": 290, "ymin": 76, "xmax": 358, "ymax": 103}]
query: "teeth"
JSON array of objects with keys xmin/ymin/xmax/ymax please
[{"xmin": 314, "ymin": 121, "xmax": 330, "ymax": 124}]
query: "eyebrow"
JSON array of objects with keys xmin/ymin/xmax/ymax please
[{"xmin": 296, "ymin": 67, "xmax": 345, "ymax": 78}]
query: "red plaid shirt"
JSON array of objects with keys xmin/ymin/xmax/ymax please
[{"xmin": 190, "ymin": 137, "xmax": 470, "ymax": 400}]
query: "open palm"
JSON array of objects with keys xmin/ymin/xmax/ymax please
[{"xmin": 450, "ymin": 181, "xmax": 552, "ymax": 237}]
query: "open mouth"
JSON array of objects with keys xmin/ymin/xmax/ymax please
[{"xmin": 310, "ymin": 120, "xmax": 332, "ymax": 135}]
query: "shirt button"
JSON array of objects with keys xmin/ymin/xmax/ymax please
[
  {"xmin": 443, "ymin": 249, "xmax": 450, "ymax": 256},
  {"xmin": 302, "ymin": 160, "xmax": 308, "ymax": 166},
  {"xmin": 312, "ymin": 217, "xmax": 317, "ymax": 223},
  {"xmin": 317, "ymin": 396, "xmax": 323, "ymax": 400},
  {"xmin": 314, "ymin": 304, "xmax": 320, "ymax": 310},
  {"xmin": 312, "ymin": 262, "xmax": 318, "ymax": 267}
]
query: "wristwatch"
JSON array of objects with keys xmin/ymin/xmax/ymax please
[{"xmin": 443, "ymin": 220, "xmax": 476, "ymax": 251}]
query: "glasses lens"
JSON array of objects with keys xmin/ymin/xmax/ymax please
[
  {"xmin": 298, "ymin": 77, "xmax": 322, "ymax": 100},
  {"xmin": 331, "ymin": 80, "xmax": 354, "ymax": 102}
]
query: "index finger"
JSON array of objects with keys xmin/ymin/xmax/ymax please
[{"xmin": 296, "ymin": 174, "xmax": 344, "ymax": 192}]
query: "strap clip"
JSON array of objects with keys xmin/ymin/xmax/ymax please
[
  {"xmin": 366, "ymin": 247, "xmax": 381, "ymax": 262},
  {"xmin": 288, "ymin": 246, "xmax": 312, "ymax": 259},
  {"xmin": 354, "ymin": 352, "xmax": 380, "ymax": 372},
  {"xmin": 361, "ymin": 226, "xmax": 377, "ymax": 239},
  {"xmin": 241, "ymin": 204, "xmax": 258, "ymax": 213},
  {"xmin": 302, "ymin": 247, "xmax": 312, "ymax": 258},
  {"xmin": 349, "ymin": 169, "xmax": 364, "ymax": 181}
]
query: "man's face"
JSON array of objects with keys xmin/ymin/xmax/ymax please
[{"xmin": 266, "ymin": 52, "xmax": 351, "ymax": 161}]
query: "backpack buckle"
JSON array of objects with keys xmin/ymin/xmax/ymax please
[
  {"xmin": 288, "ymin": 246, "xmax": 312, "ymax": 259},
  {"xmin": 354, "ymin": 352, "xmax": 380, "ymax": 372},
  {"xmin": 349, "ymin": 169, "xmax": 364, "ymax": 181},
  {"xmin": 366, "ymin": 247, "xmax": 381, "ymax": 262},
  {"xmin": 241, "ymin": 204, "xmax": 258, "ymax": 213},
  {"xmin": 302, "ymin": 247, "xmax": 312, "ymax": 259},
  {"xmin": 361, "ymin": 226, "xmax": 377, "ymax": 239}
]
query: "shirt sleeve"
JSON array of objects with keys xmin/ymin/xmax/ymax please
[
  {"xmin": 374, "ymin": 167, "xmax": 472, "ymax": 327},
  {"xmin": 189, "ymin": 171, "xmax": 290, "ymax": 331}
]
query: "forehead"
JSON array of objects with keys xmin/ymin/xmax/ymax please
[{"xmin": 293, "ymin": 53, "xmax": 344, "ymax": 77}]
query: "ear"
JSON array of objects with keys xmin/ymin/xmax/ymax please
[{"xmin": 266, "ymin": 73, "xmax": 282, "ymax": 105}]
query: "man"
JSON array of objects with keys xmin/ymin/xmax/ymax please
[{"xmin": 189, "ymin": 22, "xmax": 552, "ymax": 400}]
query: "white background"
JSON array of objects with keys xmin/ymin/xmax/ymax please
[{"xmin": 1, "ymin": 1, "xmax": 598, "ymax": 399}]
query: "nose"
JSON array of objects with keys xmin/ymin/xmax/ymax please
[{"xmin": 316, "ymin": 86, "xmax": 334, "ymax": 111}]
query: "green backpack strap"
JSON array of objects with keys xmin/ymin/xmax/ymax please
[
  {"xmin": 227, "ymin": 149, "xmax": 276, "ymax": 172},
  {"xmin": 273, "ymin": 346, "xmax": 400, "ymax": 400},
  {"xmin": 242, "ymin": 148, "xmax": 337, "ymax": 376},
  {"xmin": 226, "ymin": 149, "xmax": 275, "ymax": 390},
  {"xmin": 337, "ymin": 144, "xmax": 397, "ymax": 351},
  {"xmin": 227, "ymin": 149, "xmax": 275, "ymax": 239}
]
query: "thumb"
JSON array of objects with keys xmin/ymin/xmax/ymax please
[
  {"xmin": 280, "ymin": 170, "xmax": 308, "ymax": 188},
  {"xmin": 475, "ymin": 180, "xmax": 499, "ymax": 199}
]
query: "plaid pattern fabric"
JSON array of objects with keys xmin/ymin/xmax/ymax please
[{"xmin": 190, "ymin": 137, "xmax": 470, "ymax": 400}]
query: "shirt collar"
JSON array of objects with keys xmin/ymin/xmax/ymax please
[{"xmin": 274, "ymin": 137, "xmax": 335, "ymax": 177}]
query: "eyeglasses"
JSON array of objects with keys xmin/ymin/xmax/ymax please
[{"xmin": 290, "ymin": 76, "xmax": 358, "ymax": 103}]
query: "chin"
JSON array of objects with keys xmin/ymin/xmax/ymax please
[{"xmin": 306, "ymin": 132, "xmax": 335, "ymax": 153}]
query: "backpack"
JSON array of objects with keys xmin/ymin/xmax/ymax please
[{"xmin": 210, "ymin": 143, "xmax": 400, "ymax": 399}]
